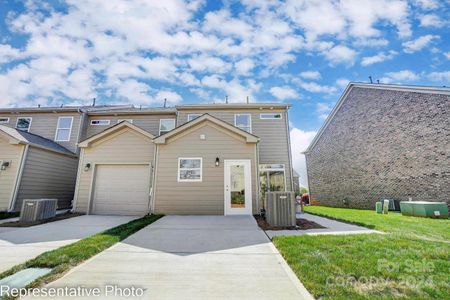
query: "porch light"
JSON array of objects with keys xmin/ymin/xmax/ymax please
[
  {"xmin": 84, "ymin": 163, "xmax": 91, "ymax": 171},
  {"xmin": 215, "ymin": 157, "xmax": 220, "ymax": 167},
  {"xmin": 1, "ymin": 161, "xmax": 10, "ymax": 170}
]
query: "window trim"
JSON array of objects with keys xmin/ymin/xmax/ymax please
[
  {"xmin": 90, "ymin": 120, "xmax": 110, "ymax": 126},
  {"xmin": 159, "ymin": 119, "xmax": 176, "ymax": 135},
  {"xmin": 187, "ymin": 114, "xmax": 202, "ymax": 122},
  {"xmin": 178, "ymin": 157, "xmax": 203, "ymax": 182},
  {"xmin": 260, "ymin": 113, "xmax": 282, "ymax": 120},
  {"xmin": 16, "ymin": 117, "xmax": 32, "ymax": 132},
  {"xmin": 0, "ymin": 117, "xmax": 10, "ymax": 124},
  {"xmin": 117, "ymin": 119, "xmax": 133, "ymax": 124},
  {"xmin": 234, "ymin": 114, "xmax": 252, "ymax": 133},
  {"xmin": 54, "ymin": 116, "xmax": 74, "ymax": 142},
  {"xmin": 259, "ymin": 164, "xmax": 287, "ymax": 192}
]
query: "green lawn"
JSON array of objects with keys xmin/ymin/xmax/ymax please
[
  {"xmin": 273, "ymin": 206, "xmax": 450, "ymax": 299},
  {"xmin": 0, "ymin": 214, "xmax": 163, "ymax": 291}
]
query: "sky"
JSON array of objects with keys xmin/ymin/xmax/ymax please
[{"xmin": 0, "ymin": 0, "xmax": 449, "ymax": 187}]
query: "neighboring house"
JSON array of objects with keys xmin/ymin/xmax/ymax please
[
  {"xmin": 0, "ymin": 105, "xmax": 132, "ymax": 211},
  {"xmin": 73, "ymin": 103, "xmax": 294, "ymax": 216},
  {"xmin": 304, "ymin": 83, "xmax": 450, "ymax": 209}
]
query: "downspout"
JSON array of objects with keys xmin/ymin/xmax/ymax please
[
  {"xmin": 150, "ymin": 144, "xmax": 159, "ymax": 214},
  {"xmin": 9, "ymin": 144, "xmax": 29, "ymax": 211},
  {"xmin": 285, "ymin": 107, "xmax": 295, "ymax": 192},
  {"xmin": 255, "ymin": 141, "xmax": 261, "ymax": 213}
]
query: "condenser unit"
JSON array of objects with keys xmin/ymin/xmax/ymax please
[
  {"xmin": 20, "ymin": 199, "xmax": 57, "ymax": 223},
  {"xmin": 264, "ymin": 192, "xmax": 296, "ymax": 227}
]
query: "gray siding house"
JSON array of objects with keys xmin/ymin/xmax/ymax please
[
  {"xmin": 1, "ymin": 102, "xmax": 294, "ymax": 216},
  {"xmin": 304, "ymin": 83, "xmax": 450, "ymax": 209}
]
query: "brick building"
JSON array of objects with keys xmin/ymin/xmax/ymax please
[{"xmin": 304, "ymin": 83, "xmax": 450, "ymax": 209}]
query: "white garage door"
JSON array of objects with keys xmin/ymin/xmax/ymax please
[{"xmin": 92, "ymin": 164, "xmax": 150, "ymax": 216}]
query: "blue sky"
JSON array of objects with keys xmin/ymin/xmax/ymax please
[{"xmin": 0, "ymin": 0, "xmax": 449, "ymax": 185}]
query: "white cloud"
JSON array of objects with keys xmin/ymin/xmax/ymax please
[
  {"xmin": 419, "ymin": 14, "xmax": 445, "ymax": 27},
  {"xmin": 290, "ymin": 127, "xmax": 317, "ymax": 188},
  {"xmin": 402, "ymin": 35, "xmax": 439, "ymax": 53},
  {"xmin": 0, "ymin": 44, "xmax": 23, "ymax": 63},
  {"xmin": 445, "ymin": 52, "xmax": 450, "ymax": 60},
  {"xmin": 269, "ymin": 86, "xmax": 299, "ymax": 100},
  {"xmin": 188, "ymin": 55, "xmax": 232, "ymax": 74},
  {"xmin": 427, "ymin": 71, "xmax": 450, "ymax": 82},
  {"xmin": 414, "ymin": 0, "xmax": 440, "ymax": 10},
  {"xmin": 336, "ymin": 78, "xmax": 350, "ymax": 89},
  {"xmin": 295, "ymin": 80, "xmax": 337, "ymax": 94},
  {"xmin": 316, "ymin": 102, "xmax": 333, "ymax": 120},
  {"xmin": 380, "ymin": 70, "xmax": 419, "ymax": 83},
  {"xmin": 154, "ymin": 90, "xmax": 183, "ymax": 105},
  {"xmin": 299, "ymin": 71, "xmax": 321, "ymax": 80},
  {"xmin": 235, "ymin": 58, "xmax": 255, "ymax": 76},
  {"xmin": 361, "ymin": 50, "xmax": 397, "ymax": 66},
  {"xmin": 324, "ymin": 45, "xmax": 357, "ymax": 64}
]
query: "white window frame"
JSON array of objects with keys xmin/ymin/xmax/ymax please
[
  {"xmin": 187, "ymin": 114, "xmax": 202, "ymax": 122},
  {"xmin": 118, "ymin": 119, "xmax": 133, "ymax": 124},
  {"xmin": 259, "ymin": 164, "xmax": 287, "ymax": 192},
  {"xmin": 178, "ymin": 157, "xmax": 202, "ymax": 182},
  {"xmin": 260, "ymin": 113, "xmax": 282, "ymax": 120},
  {"xmin": 0, "ymin": 117, "xmax": 10, "ymax": 124},
  {"xmin": 16, "ymin": 117, "xmax": 32, "ymax": 132},
  {"xmin": 234, "ymin": 114, "xmax": 252, "ymax": 133},
  {"xmin": 90, "ymin": 120, "xmax": 110, "ymax": 126},
  {"xmin": 159, "ymin": 119, "xmax": 176, "ymax": 135},
  {"xmin": 54, "ymin": 116, "xmax": 74, "ymax": 142}
]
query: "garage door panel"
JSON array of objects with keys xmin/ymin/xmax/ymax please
[{"xmin": 92, "ymin": 164, "xmax": 150, "ymax": 216}]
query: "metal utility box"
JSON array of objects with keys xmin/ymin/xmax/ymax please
[
  {"xmin": 400, "ymin": 201, "xmax": 449, "ymax": 218},
  {"xmin": 20, "ymin": 199, "xmax": 57, "ymax": 223},
  {"xmin": 265, "ymin": 192, "xmax": 296, "ymax": 227}
]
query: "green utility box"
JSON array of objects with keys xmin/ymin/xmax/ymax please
[
  {"xmin": 400, "ymin": 201, "xmax": 449, "ymax": 218},
  {"xmin": 375, "ymin": 202, "xmax": 382, "ymax": 214}
]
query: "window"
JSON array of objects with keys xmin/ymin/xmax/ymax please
[
  {"xmin": 0, "ymin": 117, "xmax": 9, "ymax": 124},
  {"xmin": 55, "ymin": 117, "xmax": 73, "ymax": 141},
  {"xmin": 90, "ymin": 120, "xmax": 110, "ymax": 126},
  {"xmin": 187, "ymin": 114, "xmax": 202, "ymax": 122},
  {"xmin": 234, "ymin": 114, "xmax": 251, "ymax": 133},
  {"xmin": 178, "ymin": 158, "xmax": 202, "ymax": 182},
  {"xmin": 118, "ymin": 119, "xmax": 133, "ymax": 124},
  {"xmin": 159, "ymin": 119, "xmax": 175, "ymax": 135},
  {"xmin": 260, "ymin": 113, "xmax": 282, "ymax": 120},
  {"xmin": 259, "ymin": 164, "xmax": 286, "ymax": 200},
  {"xmin": 16, "ymin": 117, "xmax": 32, "ymax": 132}
]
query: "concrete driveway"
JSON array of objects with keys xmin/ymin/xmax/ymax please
[
  {"xmin": 45, "ymin": 215, "xmax": 313, "ymax": 300},
  {"xmin": 0, "ymin": 215, "xmax": 136, "ymax": 273}
]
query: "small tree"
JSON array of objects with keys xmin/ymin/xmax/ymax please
[{"xmin": 300, "ymin": 187, "xmax": 309, "ymax": 194}]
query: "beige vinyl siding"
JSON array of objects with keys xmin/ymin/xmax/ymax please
[
  {"xmin": 177, "ymin": 109, "xmax": 293, "ymax": 191},
  {"xmin": 13, "ymin": 147, "xmax": 78, "ymax": 211},
  {"xmin": 86, "ymin": 114, "xmax": 176, "ymax": 138},
  {"xmin": 154, "ymin": 121, "xmax": 257, "ymax": 215},
  {"xmin": 0, "ymin": 136, "xmax": 24, "ymax": 210},
  {"xmin": 0, "ymin": 113, "xmax": 81, "ymax": 153},
  {"xmin": 74, "ymin": 128, "xmax": 154, "ymax": 214}
]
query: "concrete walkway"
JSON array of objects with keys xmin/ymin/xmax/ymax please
[
  {"xmin": 0, "ymin": 215, "xmax": 136, "ymax": 273},
  {"xmin": 44, "ymin": 216, "xmax": 313, "ymax": 300},
  {"xmin": 266, "ymin": 213, "xmax": 381, "ymax": 239}
]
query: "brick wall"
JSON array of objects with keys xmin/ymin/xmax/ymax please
[{"xmin": 305, "ymin": 86, "xmax": 450, "ymax": 209}]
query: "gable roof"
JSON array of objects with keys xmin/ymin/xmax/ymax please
[
  {"xmin": 0, "ymin": 125, "xmax": 76, "ymax": 156},
  {"xmin": 304, "ymin": 82, "xmax": 450, "ymax": 154},
  {"xmin": 153, "ymin": 114, "xmax": 259, "ymax": 144},
  {"xmin": 78, "ymin": 121, "xmax": 155, "ymax": 147}
]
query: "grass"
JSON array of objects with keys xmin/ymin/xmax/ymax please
[
  {"xmin": 272, "ymin": 206, "xmax": 450, "ymax": 299},
  {"xmin": 0, "ymin": 211, "xmax": 19, "ymax": 220},
  {"xmin": 0, "ymin": 214, "xmax": 163, "ymax": 293}
]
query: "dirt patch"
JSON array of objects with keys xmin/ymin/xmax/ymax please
[
  {"xmin": 254, "ymin": 215, "xmax": 326, "ymax": 231},
  {"xmin": 0, "ymin": 212, "xmax": 82, "ymax": 227}
]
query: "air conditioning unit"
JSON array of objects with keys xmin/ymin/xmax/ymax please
[
  {"xmin": 20, "ymin": 199, "xmax": 57, "ymax": 223},
  {"xmin": 264, "ymin": 192, "xmax": 296, "ymax": 227}
]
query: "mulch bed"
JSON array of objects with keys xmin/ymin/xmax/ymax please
[
  {"xmin": 254, "ymin": 214, "xmax": 326, "ymax": 231},
  {"xmin": 0, "ymin": 212, "xmax": 82, "ymax": 227}
]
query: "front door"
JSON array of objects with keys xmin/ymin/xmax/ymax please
[{"xmin": 224, "ymin": 160, "xmax": 252, "ymax": 215}]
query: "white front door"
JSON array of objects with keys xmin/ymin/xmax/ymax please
[{"xmin": 224, "ymin": 160, "xmax": 252, "ymax": 215}]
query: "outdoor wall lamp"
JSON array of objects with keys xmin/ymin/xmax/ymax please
[
  {"xmin": 84, "ymin": 163, "xmax": 91, "ymax": 171},
  {"xmin": 1, "ymin": 161, "xmax": 10, "ymax": 170},
  {"xmin": 215, "ymin": 157, "xmax": 220, "ymax": 167}
]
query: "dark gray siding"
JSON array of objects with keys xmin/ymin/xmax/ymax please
[{"xmin": 306, "ymin": 87, "xmax": 450, "ymax": 209}]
